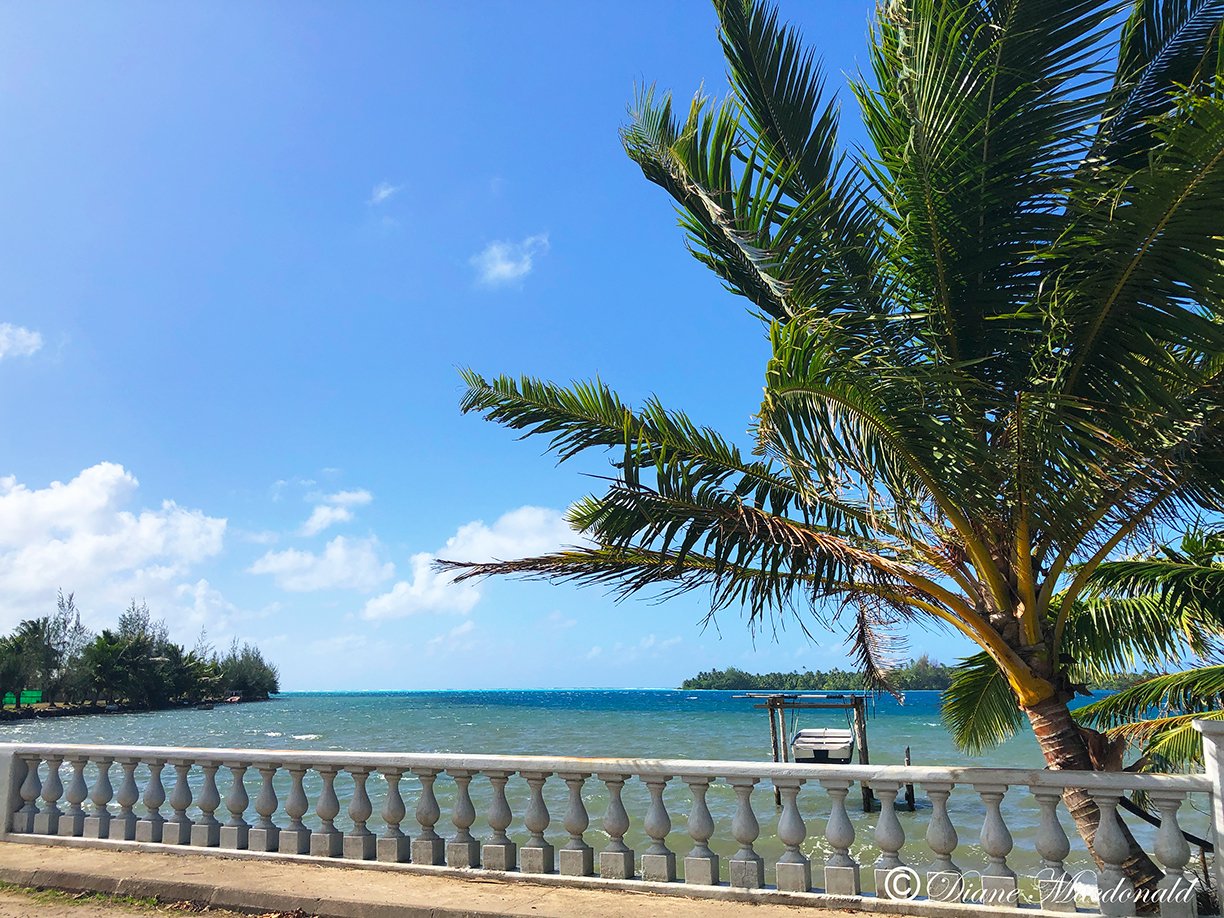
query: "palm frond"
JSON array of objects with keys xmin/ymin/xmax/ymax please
[
  {"xmin": 941, "ymin": 651, "xmax": 1024, "ymax": 754},
  {"xmin": 1051, "ymin": 88, "xmax": 1224, "ymax": 409},
  {"xmin": 1102, "ymin": 0, "xmax": 1224, "ymax": 165},
  {"xmin": 622, "ymin": 88, "xmax": 792, "ymax": 318},
  {"xmin": 459, "ymin": 369, "xmax": 885, "ymax": 535},
  {"xmin": 855, "ymin": 0, "xmax": 1117, "ymax": 370},
  {"xmin": 1075, "ymin": 665, "xmax": 1224, "ymax": 766},
  {"xmin": 1086, "ymin": 526, "xmax": 1224, "ymax": 619},
  {"xmin": 1058, "ymin": 594, "xmax": 1224, "ymax": 680}
]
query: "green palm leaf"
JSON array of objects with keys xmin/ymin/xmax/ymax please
[{"xmin": 941, "ymin": 651, "xmax": 1025, "ymax": 755}]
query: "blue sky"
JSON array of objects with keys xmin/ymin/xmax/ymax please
[{"xmin": 0, "ymin": 0, "xmax": 978, "ymax": 689}]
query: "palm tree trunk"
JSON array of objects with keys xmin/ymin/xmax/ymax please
[{"xmin": 1024, "ymin": 695, "xmax": 1162, "ymax": 903}]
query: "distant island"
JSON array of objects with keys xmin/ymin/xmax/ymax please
[
  {"xmin": 681, "ymin": 656, "xmax": 1155, "ymax": 692},
  {"xmin": 681, "ymin": 656, "xmax": 953, "ymax": 691}
]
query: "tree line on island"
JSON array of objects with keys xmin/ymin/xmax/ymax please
[
  {"xmin": 680, "ymin": 656, "xmax": 1153, "ymax": 692},
  {"xmin": 0, "ymin": 592, "xmax": 279, "ymax": 716}
]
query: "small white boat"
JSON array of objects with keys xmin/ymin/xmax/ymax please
[{"xmin": 791, "ymin": 727, "xmax": 855, "ymax": 764}]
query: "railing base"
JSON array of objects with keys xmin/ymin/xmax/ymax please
[
  {"xmin": 599, "ymin": 849, "xmax": 633, "ymax": 880},
  {"xmin": 521, "ymin": 843, "xmax": 554, "ymax": 875},
  {"xmin": 824, "ymin": 864, "xmax": 861, "ymax": 896},
  {"xmin": 249, "ymin": 827, "xmax": 280, "ymax": 853},
  {"xmin": 410, "ymin": 835, "xmax": 444, "ymax": 866},
  {"xmin": 558, "ymin": 845, "xmax": 593, "ymax": 877},
  {"xmin": 377, "ymin": 834, "xmax": 411, "ymax": 864},
  {"xmin": 776, "ymin": 860, "xmax": 811, "ymax": 893},
  {"xmin": 189, "ymin": 822, "xmax": 219, "ymax": 847},
  {"xmin": 32, "ymin": 812, "xmax": 60, "ymax": 836},
  {"xmin": 309, "ymin": 831, "xmax": 340, "ymax": 858},
  {"xmin": 684, "ymin": 853, "xmax": 718, "ymax": 886},
  {"xmin": 445, "ymin": 839, "xmax": 478, "ymax": 868}
]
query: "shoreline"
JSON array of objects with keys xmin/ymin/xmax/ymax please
[{"xmin": 0, "ymin": 696, "xmax": 273, "ymax": 723}]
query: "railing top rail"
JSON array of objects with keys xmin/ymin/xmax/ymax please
[{"xmin": 0, "ymin": 742, "xmax": 1211, "ymax": 794}]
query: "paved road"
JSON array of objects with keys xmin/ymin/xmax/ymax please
[{"xmin": 0, "ymin": 841, "xmax": 873, "ymax": 918}]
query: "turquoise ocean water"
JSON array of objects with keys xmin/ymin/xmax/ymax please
[{"xmin": 0, "ymin": 690, "xmax": 1192, "ymax": 890}]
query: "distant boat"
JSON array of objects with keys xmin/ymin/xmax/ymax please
[{"xmin": 791, "ymin": 727, "xmax": 855, "ymax": 764}]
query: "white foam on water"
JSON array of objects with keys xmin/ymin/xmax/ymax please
[
  {"xmin": 292, "ymin": 733, "xmax": 322, "ymax": 740},
  {"xmin": 264, "ymin": 731, "xmax": 283, "ymax": 737}
]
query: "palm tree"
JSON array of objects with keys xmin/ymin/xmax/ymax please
[{"xmin": 445, "ymin": 0, "xmax": 1224, "ymax": 886}]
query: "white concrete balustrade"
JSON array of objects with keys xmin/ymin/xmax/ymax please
[{"xmin": 1, "ymin": 734, "xmax": 1221, "ymax": 917}]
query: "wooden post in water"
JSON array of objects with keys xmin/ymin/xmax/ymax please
[
  {"xmin": 768, "ymin": 696, "xmax": 782, "ymax": 806},
  {"xmin": 851, "ymin": 697, "xmax": 874, "ymax": 812},
  {"xmin": 903, "ymin": 747, "xmax": 916, "ymax": 811}
]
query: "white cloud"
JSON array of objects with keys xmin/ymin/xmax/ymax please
[
  {"xmin": 361, "ymin": 505, "xmax": 575, "ymax": 621},
  {"xmin": 300, "ymin": 505, "xmax": 351, "ymax": 536},
  {"xmin": 0, "ymin": 463, "xmax": 226, "ymax": 631},
  {"xmin": 249, "ymin": 535, "xmax": 393, "ymax": 592},
  {"xmin": 426, "ymin": 620, "xmax": 476, "ymax": 655},
  {"xmin": 299, "ymin": 489, "xmax": 373, "ymax": 536},
  {"xmin": 0, "ymin": 323, "xmax": 43, "ymax": 361},
  {"xmin": 470, "ymin": 234, "xmax": 549, "ymax": 287},
  {"xmin": 368, "ymin": 181, "xmax": 402, "ymax": 205},
  {"xmin": 325, "ymin": 489, "xmax": 372, "ymax": 507},
  {"xmin": 174, "ymin": 578, "xmax": 278, "ymax": 638}
]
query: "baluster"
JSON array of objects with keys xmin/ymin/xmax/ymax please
[
  {"xmin": 108, "ymin": 758, "xmax": 139, "ymax": 840},
  {"xmin": 728, "ymin": 777, "xmax": 764, "ymax": 889},
  {"xmin": 775, "ymin": 778, "xmax": 811, "ymax": 892},
  {"xmin": 1150, "ymin": 792, "xmax": 1195, "ymax": 918},
  {"xmin": 681, "ymin": 776, "xmax": 718, "ymax": 886},
  {"xmin": 482, "ymin": 770, "xmax": 516, "ymax": 871},
  {"xmin": 975, "ymin": 783, "xmax": 1018, "ymax": 907},
  {"xmin": 1091, "ymin": 792, "xmax": 1137, "ymax": 917},
  {"xmin": 521, "ymin": 771, "xmax": 554, "ymax": 874},
  {"xmin": 83, "ymin": 757, "xmax": 113, "ymax": 839},
  {"xmin": 6, "ymin": 756, "xmax": 27, "ymax": 832},
  {"xmin": 1031, "ymin": 786, "xmax": 1075, "ymax": 912},
  {"xmin": 249, "ymin": 764, "xmax": 280, "ymax": 852},
  {"xmin": 164, "ymin": 760, "xmax": 193, "ymax": 844},
  {"xmin": 871, "ymin": 780, "xmax": 911, "ymax": 899},
  {"xmin": 12, "ymin": 755, "xmax": 41, "ymax": 834},
  {"xmin": 339, "ymin": 766, "xmax": 375, "ymax": 860},
  {"xmin": 559, "ymin": 772, "xmax": 593, "ymax": 877},
  {"xmin": 443, "ymin": 769, "xmax": 479, "ymax": 868},
  {"xmin": 309, "ymin": 766, "xmax": 342, "ymax": 857},
  {"xmin": 410, "ymin": 768, "xmax": 445, "ymax": 865},
  {"xmin": 640, "ymin": 774, "xmax": 675, "ymax": 881},
  {"xmin": 136, "ymin": 759, "xmax": 166, "ymax": 843},
  {"xmin": 376, "ymin": 767, "xmax": 411, "ymax": 863},
  {"xmin": 278, "ymin": 766, "xmax": 310, "ymax": 854},
  {"xmin": 57, "ymin": 757, "xmax": 87, "ymax": 837},
  {"xmin": 819, "ymin": 778, "xmax": 861, "ymax": 895},
  {"xmin": 219, "ymin": 763, "xmax": 250, "ymax": 849},
  {"xmin": 33, "ymin": 755, "xmax": 63, "ymax": 835},
  {"xmin": 598, "ymin": 772, "xmax": 634, "ymax": 879},
  {"xmin": 924, "ymin": 782, "xmax": 962, "ymax": 902},
  {"xmin": 190, "ymin": 762, "xmax": 222, "ymax": 846}
]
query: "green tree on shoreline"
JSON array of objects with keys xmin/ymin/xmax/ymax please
[
  {"xmin": 681, "ymin": 655, "xmax": 955, "ymax": 691},
  {"xmin": 444, "ymin": 0, "xmax": 1224, "ymax": 889},
  {"xmin": 0, "ymin": 595, "xmax": 279, "ymax": 712}
]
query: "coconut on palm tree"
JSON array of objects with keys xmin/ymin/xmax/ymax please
[{"xmin": 444, "ymin": 0, "xmax": 1224, "ymax": 887}]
